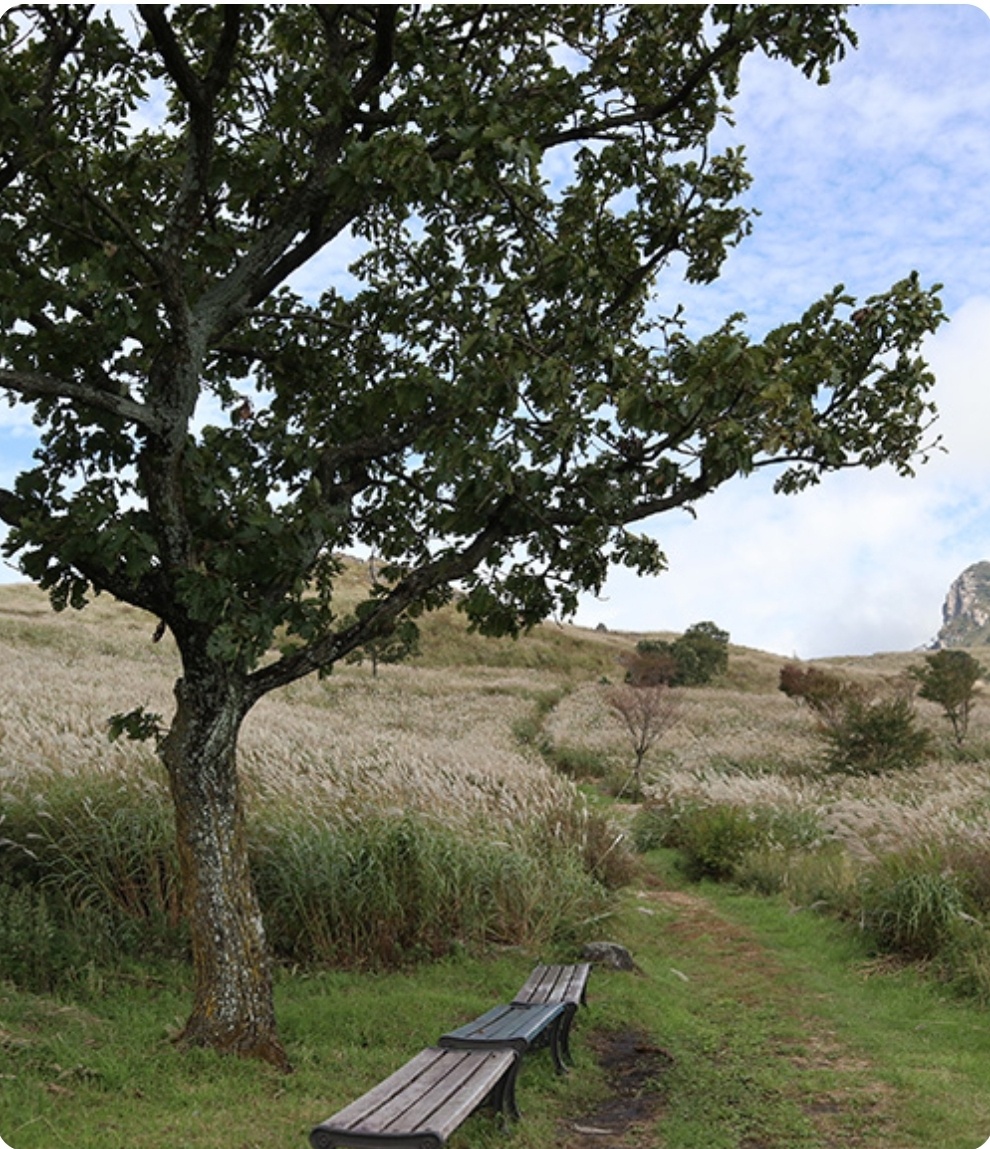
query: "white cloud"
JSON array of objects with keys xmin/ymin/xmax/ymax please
[
  {"xmin": 576, "ymin": 293, "xmax": 990, "ymax": 658},
  {"xmin": 924, "ymin": 297, "xmax": 990, "ymax": 481}
]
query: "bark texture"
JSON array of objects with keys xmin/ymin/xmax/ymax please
[{"xmin": 160, "ymin": 663, "xmax": 289, "ymax": 1071}]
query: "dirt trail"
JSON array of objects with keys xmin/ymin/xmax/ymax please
[{"xmin": 558, "ymin": 885, "xmax": 897, "ymax": 1149}]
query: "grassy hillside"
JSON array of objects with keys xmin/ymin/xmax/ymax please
[{"xmin": 3, "ymin": 575, "xmax": 990, "ymax": 1148}]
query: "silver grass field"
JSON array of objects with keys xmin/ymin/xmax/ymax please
[{"xmin": 2, "ymin": 580, "xmax": 990, "ymax": 996}]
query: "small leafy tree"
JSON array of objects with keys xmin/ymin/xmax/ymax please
[
  {"xmin": 781, "ymin": 665, "xmax": 931, "ymax": 774},
  {"xmin": 822, "ymin": 693, "xmax": 933, "ymax": 775},
  {"xmin": 605, "ymin": 683, "xmax": 681, "ymax": 801},
  {"xmin": 910, "ymin": 649, "xmax": 985, "ymax": 746},
  {"xmin": 673, "ymin": 621, "xmax": 730, "ymax": 685}
]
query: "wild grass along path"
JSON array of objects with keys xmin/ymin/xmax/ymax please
[{"xmin": 559, "ymin": 859, "xmax": 988, "ymax": 1149}]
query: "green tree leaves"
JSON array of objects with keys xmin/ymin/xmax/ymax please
[
  {"xmin": 0, "ymin": 4, "xmax": 945, "ymax": 682},
  {"xmin": 0, "ymin": 1, "xmax": 951, "ymax": 1066}
]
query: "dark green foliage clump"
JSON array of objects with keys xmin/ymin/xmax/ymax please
[
  {"xmin": 780, "ymin": 663, "xmax": 932, "ymax": 774},
  {"xmin": 627, "ymin": 621, "xmax": 730, "ymax": 687},
  {"xmin": 631, "ymin": 800, "xmax": 822, "ymax": 883},
  {"xmin": 821, "ymin": 694, "xmax": 933, "ymax": 775}
]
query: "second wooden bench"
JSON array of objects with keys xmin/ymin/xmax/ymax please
[
  {"xmin": 512, "ymin": 962, "xmax": 591, "ymax": 1067},
  {"xmin": 438, "ymin": 999, "xmax": 570, "ymax": 1078}
]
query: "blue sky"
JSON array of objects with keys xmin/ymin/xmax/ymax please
[{"xmin": 2, "ymin": 4, "xmax": 989, "ymax": 659}]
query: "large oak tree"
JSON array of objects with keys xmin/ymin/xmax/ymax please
[{"xmin": 0, "ymin": 5, "xmax": 944, "ymax": 1067}]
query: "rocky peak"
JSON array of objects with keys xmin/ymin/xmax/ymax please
[{"xmin": 937, "ymin": 561, "xmax": 990, "ymax": 647}]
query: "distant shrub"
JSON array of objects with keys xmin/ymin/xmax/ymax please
[
  {"xmin": 625, "ymin": 621, "xmax": 730, "ymax": 688},
  {"xmin": 822, "ymin": 694, "xmax": 933, "ymax": 775},
  {"xmin": 675, "ymin": 804, "xmax": 765, "ymax": 881},
  {"xmin": 672, "ymin": 621, "xmax": 731, "ymax": 685},
  {"xmin": 781, "ymin": 663, "xmax": 932, "ymax": 774},
  {"xmin": 778, "ymin": 663, "xmax": 858, "ymax": 728},
  {"xmin": 622, "ymin": 643, "xmax": 680, "ymax": 686}
]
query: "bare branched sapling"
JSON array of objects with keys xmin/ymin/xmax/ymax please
[{"xmin": 605, "ymin": 683, "xmax": 681, "ymax": 801}]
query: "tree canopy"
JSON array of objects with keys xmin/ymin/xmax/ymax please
[
  {"xmin": 0, "ymin": 4, "xmax": 946, "ymax": 1066},
  {"xmin": 1, "ymin": 5, "xmax": 943, "ymax": 674}
]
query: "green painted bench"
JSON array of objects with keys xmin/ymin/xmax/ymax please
[
  {"xmin": 438, "ymin": 1000, "xmax": 569, "ymax": 1075},
  {"xmin": 309, "ymin": 1046, "xmax": 518, "ymax": 1149}
]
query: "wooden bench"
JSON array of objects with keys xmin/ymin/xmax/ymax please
[
  {"xmin": 309, "ymin": 1046, "xmax": 519, "ymax": 1149},
  {"xmin": 438, "ymin": 1000, "xmax": 570, "ymax": 1075},
  {"xmin": 310, "ymin": 964, "xmax": 591, "ymax": 1147},
  {"xmin": 511, "ymin": 963, "xmax": 591, "ymax": 1067}
]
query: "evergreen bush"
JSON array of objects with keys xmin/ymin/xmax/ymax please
[{"xmin": 822, "ymin": 694, "xmax": 933, "ymax": 775}]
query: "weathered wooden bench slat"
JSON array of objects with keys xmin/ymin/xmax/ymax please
[
  {"xmin": 310, "ymin": 1046, "xmax": 518, "ymax": 1149},
  {"xmin": 360, "ymin": 1049, "xmax": 480, "ymax": 1133},
  {"xmin": 513, "ymin": 962, "xmax": 590, "ymax": 1008}
]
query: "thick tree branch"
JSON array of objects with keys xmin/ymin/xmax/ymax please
[
  {"xmin": 203, "ymin": 6, "xmax": 243, "ymax": 100},
  {"xmin": 245, "ymin": 505, "xmax": 513, "ymax": 702},
  {"xmin": 138, "ymin": 6, "xmax": 242, "ymax": 274},
  {"xmin": 137, "ymin": 5, "xmax": 207, "ymax": 110},
  {"xmin": 192, "ymin": 8, "xmax": 400, "ymax": 336},
  {"xmin": 0, "ymin": 368, "xmax": 165, "ymax": 434},
  {"xmin": 352, "ymin": 6, "xmax": 397, "ymax": 111}
]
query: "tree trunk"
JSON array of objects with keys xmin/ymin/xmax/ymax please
[{"xmin": 159, "ymin": 661, "xmax": 290, "ymax": 1071}]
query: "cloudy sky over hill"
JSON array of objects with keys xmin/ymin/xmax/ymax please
[
  {"xmin": 575, "ymin": 3, "xmax": 990, "ymax": 657},
  {"xmin": 1, "ymin": 5, "xmax": 988, "ymax": 660}
]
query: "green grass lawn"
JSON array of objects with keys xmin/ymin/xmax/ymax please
[
  {"xmin": 3, "ymin": 852, "xmax": 989, "ymax": 1149},
  {"xmin": 0, "ymin": 951, "xmax": 593, "ymax": 1149}
]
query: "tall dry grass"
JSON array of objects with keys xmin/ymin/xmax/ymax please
[
  {"xmin": 6, "ymin": 581, "xmax": 990, "ymax": 995},
  {"xmin": 543, "ymin": 663, "xmax": 990, "ymax": 997},
  {"xmin": 0, "ymin": 587, "xmax": 623, "ymax": 982}
]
